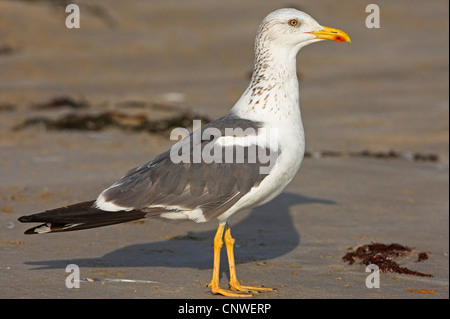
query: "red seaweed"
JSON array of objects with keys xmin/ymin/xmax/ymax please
[{"xmin": 342, "ymin": 243, "xmax": 432, "ymax": 277}]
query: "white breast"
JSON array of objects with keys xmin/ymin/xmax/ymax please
[{"xmin": 216, "ymin": 119, "xmax": 305, "ymax": 223}]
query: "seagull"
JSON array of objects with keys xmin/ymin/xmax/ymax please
[{"xmin": 19, "ymin": 8, "xmax": 350, "ymax": 297}]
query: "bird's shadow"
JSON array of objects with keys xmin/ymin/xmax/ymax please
[{"xmin": 25, "ymin": 192, "xmax": 335, "ymax": 270}]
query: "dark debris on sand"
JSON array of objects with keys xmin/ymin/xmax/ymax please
[
  {"xmin": 14, "ymin": 110, "xmax": 211, "ymax": 134},
  {"xmin": 342, "ymin": 243, "xmax": 433, "ymax": 277}
]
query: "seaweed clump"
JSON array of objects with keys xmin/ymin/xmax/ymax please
[{"xmin": 342, "ymin": 243, "xmax": 432, "ymax": 277}]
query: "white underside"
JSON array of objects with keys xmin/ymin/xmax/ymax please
[{"xmin": 216, "ymin": 124, "xmax": 304, "ymax": 223}]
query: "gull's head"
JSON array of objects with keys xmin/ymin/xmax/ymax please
[{"xmin": 257, "ymin": 8, "xmax": 351, "ymax": 53}]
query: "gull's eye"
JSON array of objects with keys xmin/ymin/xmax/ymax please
[{"xmin": 288, "ymin": 19, "xmax": 299, "ymax": 27}]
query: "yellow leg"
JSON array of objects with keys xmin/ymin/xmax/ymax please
[
  {"xmin": 224, "ymin": 224, "xmax": 274, "ymax": 293},
  {"xmin": 208, "ymin": 224, "xmax": 252, "ymax": 297}
]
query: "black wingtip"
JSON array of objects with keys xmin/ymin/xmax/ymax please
[
  {"xmin": 17, "ymin": 200, "xmax": 147, "ymax": 235},
  {"xmin": 24, "ymin": 228, "xmax": 37, "ymax": 235},
  {"xmin": 18, "ymin": 215, "xmax": 32, "ymax": 223},
  {"xmin": 22, "ymin": 223, "xmax": 52, "ymax": 235}
]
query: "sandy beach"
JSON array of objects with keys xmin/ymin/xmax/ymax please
[{"xmin": 0, "ymin": 0, "xmax": 448, "ymax": 299}]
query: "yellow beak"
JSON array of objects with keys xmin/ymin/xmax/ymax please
[{"xmin": 309, "ymin": 26, "xmax": 351, "ymax": 43}]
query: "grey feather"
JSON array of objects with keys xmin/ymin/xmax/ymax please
[{"xmin": 101, "ymin": 113, "xmax": 279, "ymax": 221}]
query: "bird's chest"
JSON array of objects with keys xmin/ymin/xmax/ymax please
[
  {"xmin": 241, "ymin": 123, "xmax": 305, "ymax": 209},
  {"xmin": 264, "ymin": 131, "xmax": 304, "ymax": 192}
]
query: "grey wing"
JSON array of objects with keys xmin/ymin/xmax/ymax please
[{"xmin": 95, "ymin": 115, "xmax": 278, "ymax": 222}]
